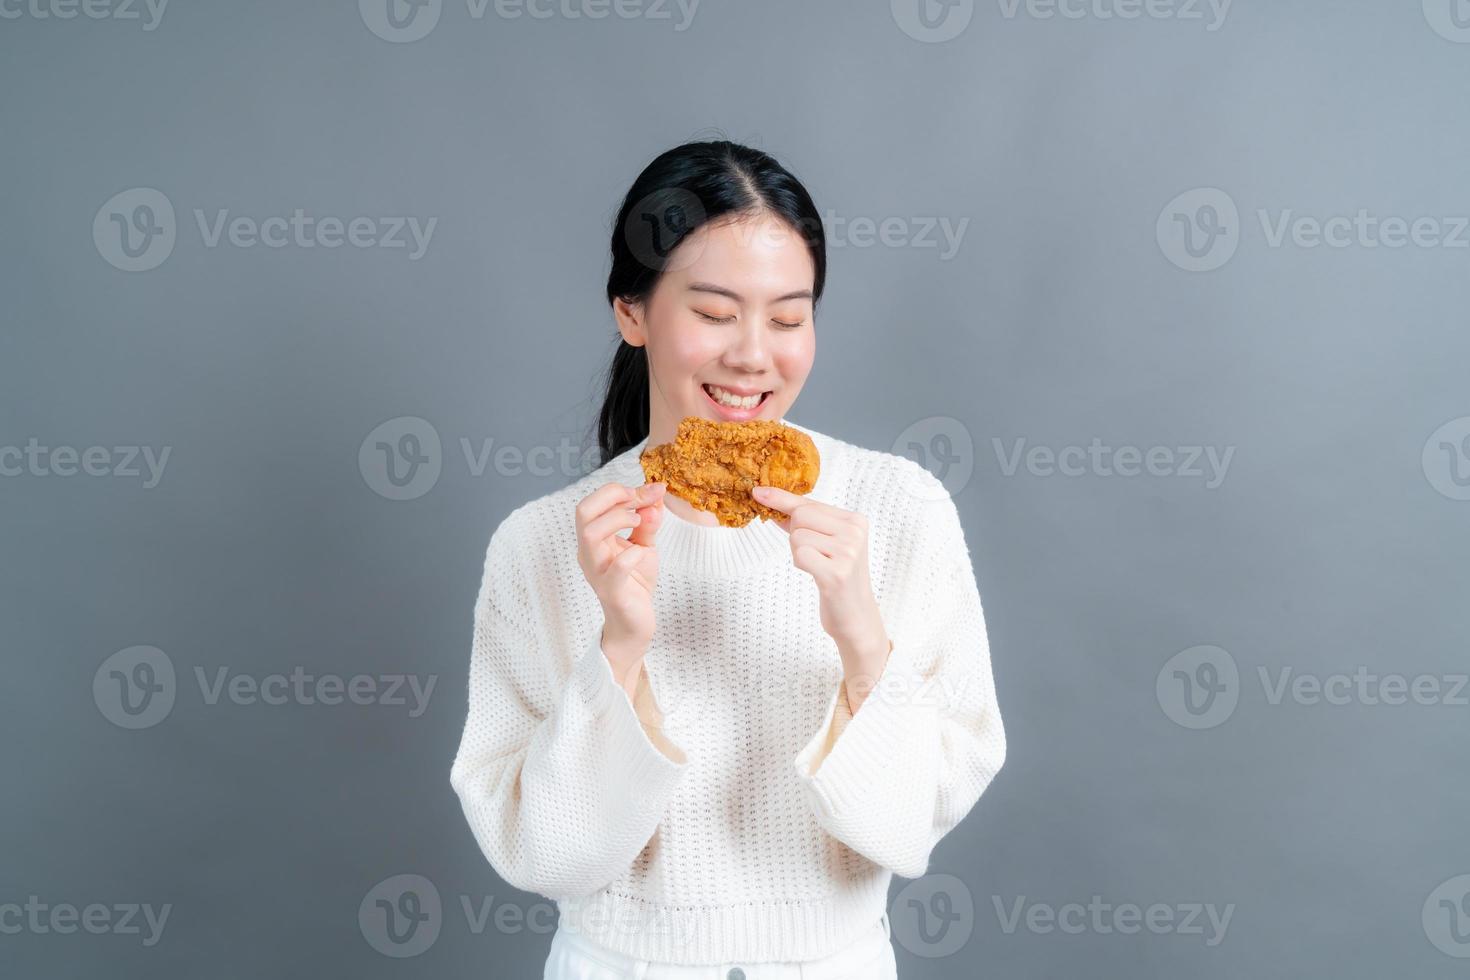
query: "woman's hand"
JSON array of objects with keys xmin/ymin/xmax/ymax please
[
  {"xmin": 576, "ymin": 481, "xmax": 667, "ymax": 693},
  {"xmin": 752, "ymin": 485, "xmax": 893, "ymax": 708}
]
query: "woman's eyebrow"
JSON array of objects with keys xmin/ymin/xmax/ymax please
[{"xmin": 687, "ymin": 282, "xmax": 814, "ymax": 304}]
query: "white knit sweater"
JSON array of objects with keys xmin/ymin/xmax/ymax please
[{"xmin": 448, "ymin": 419, "xmax": 1006, "ymax": 965}]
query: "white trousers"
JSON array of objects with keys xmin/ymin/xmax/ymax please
[{"xmin": 543, "ymin": 914, "xmax": 897, "ymax": 980}]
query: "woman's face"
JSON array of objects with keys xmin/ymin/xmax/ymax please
[{"xmin": 614, "ymin": 211, "xmax": 817, "ymax": 447}]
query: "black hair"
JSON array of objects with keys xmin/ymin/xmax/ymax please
[{"xmin": 595, "ymin": 139, "xmax": 827, "ymax": 466}]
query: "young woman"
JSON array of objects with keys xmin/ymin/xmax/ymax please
[{"xmin": 449, "ymin": 140, "xmax": 1007, "ymax": 979}]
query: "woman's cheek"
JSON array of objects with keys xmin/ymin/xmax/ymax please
[
  {"xmin": 775, "ymin": 333, "xmax": 815, "ymax": 379},
  {"xmin": 670, "ymin": 330, "xmax": 725, "ymax": 367}
]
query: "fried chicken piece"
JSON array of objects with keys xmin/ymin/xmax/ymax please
[{"xmin": 640, "ymin": 417, "xmax": 820, "ymax": 528}]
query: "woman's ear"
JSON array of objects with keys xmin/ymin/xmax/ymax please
[{"xmin": 612, "ymin": 296, "xmax": 648, "ymax": 348}]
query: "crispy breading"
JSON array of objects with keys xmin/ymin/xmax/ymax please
[{"xmin": 639, "ymin": 417, "xmax": 820, "ymax": 528}]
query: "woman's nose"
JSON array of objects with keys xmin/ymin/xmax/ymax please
[{"xmin": 723, "ymin": 323, "xmax": 769, "ymax": 370}]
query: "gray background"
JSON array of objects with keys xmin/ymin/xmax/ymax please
[{"xmin": 4, "ymin": 0, "xmax": 1469, "ymax": 976}]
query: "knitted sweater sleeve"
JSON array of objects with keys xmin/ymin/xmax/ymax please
[
  {"xmin": 449, "ymin": 517, "xmax": 689, "ymax": 900},
  {"xmin": 791, "ymin": 481, "xmax": 1007, "ymax": 879}
]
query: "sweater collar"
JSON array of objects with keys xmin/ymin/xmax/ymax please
[{"xmin": 604, "ymin": 417, "xmax": 832, "ymax": 576}]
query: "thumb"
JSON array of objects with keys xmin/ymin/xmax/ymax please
[{"xmin": 628, "ymin": 484, "xmax": 666, "ymax": 548}]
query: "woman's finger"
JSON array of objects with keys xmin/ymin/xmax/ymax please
[
  {"xmin": 751, "ymin": 485, "xmax": 802, "ymax": 514},
  {"xmin": 783, "ymin": 502, "xmax": 848, "ymax": 535},
  {"xmin": 792, "ymin": 543, "xmax": 833, "ymax": 582},
  {"xmin": 576, "ymin": 482, "xmax": 636, "ymax": 525},
  {"xmin": 610, "ymin": 543, "xmax": 644, "ymax": 571},
  {"xmin": 790, "ymin": 526, "xmax": 839, "ymax": 560},
  {"xmin": 754, "ymin": 486, "xmax": 849, "ymax": 532},
  {"xmin": 584, "ymin": 505, "xmax": 642, "ymax": 549},
  {"xmin": 628, "ymin": 490, "xmax": 665, "ymax": 548},
  {"xmin": 608, "ymin": 540, "xmax": 655, "ymax": 591}
]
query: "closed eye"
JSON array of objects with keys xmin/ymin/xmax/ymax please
[{"xmin": 697, "ymin": 310, "xmax": 804, "ymax": 329}]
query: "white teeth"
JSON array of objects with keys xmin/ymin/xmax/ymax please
[{"xmin": 705, "ymin": 384, "xmax": 764, "ymax": 409}]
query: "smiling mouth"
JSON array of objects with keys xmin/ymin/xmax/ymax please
[{"xmin": 702, "ymin": 383, "xmax": 772, "ymax": 409}]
